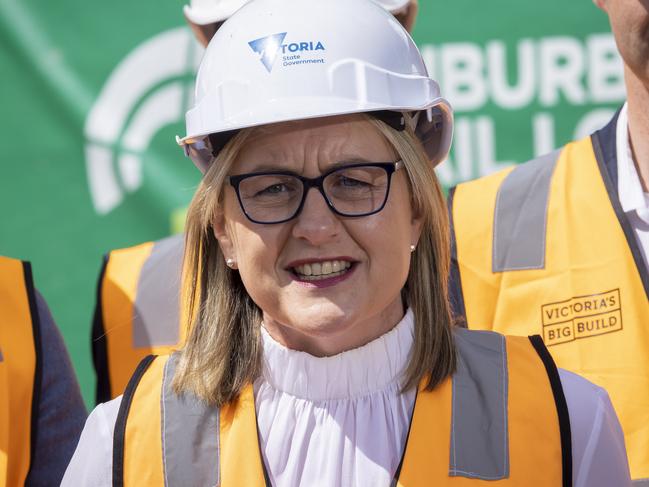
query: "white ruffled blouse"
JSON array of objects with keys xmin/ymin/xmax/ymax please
[{"xmin": 254, "ymin": 309, "xmax": 416, "ymax": 486}]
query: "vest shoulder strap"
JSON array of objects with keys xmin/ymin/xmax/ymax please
[
  {"xmin": 492, "ymin": 149, "xmax": 561, "ymax": 272},
  {"xmin": 451, "ymin": 328, "xmax": 510, "ymax": 479},
  {"xmin": 114, "ymin": 353, "xmax": 223, "ymax": 487},
  {"xmin": 528, "ymin": 335, "xmax": 572, "ymax": 487},
  {"xmin": 398, "ymin": 330, "xmax": 570, "ymax": 486},
  {"xmin": 113, "ymin": 354, "xmax": 158, "ymax": 487},
  {"xmin": 95, "ymin": 234, "xmax": 185, "ymax": 403}
]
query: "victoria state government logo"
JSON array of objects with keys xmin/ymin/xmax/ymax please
[
  {"xmin": 542, "ymin": 289, "xmax": 623, "ymax": 346},
  {"xmin": 248, "ymin": 32, "xmax": 326, "ymax": 72}
]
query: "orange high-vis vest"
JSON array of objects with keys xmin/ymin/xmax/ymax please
[
  {"xmin": 113, "ymin": 329, "xmax": 571, "ymax": 486},
  {"xmin": 449, "ymin": 114, "xmax": 649, "ymax": 482},
  {"xmin": 92, "ymin": 234, "xmax": 187, "ymax": 403},
  {"xmin": 0, "ymin": 256, "xmax": 40, "ymax": 487}
]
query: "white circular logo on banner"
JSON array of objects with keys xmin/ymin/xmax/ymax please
[{"xmin": 84, "ymin": 27, "xmax": 203, "ymax": 214}]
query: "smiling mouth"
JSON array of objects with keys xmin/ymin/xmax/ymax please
[{"xmin": 291, "ymin": 260, "xmax": 353, "ymax": 281}]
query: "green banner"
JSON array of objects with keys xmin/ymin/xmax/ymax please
[{"xmin": 0, "ymin": 0, "xmax": 622, "ymax": 405}]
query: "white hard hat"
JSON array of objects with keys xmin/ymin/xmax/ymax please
[
  {"xmin": 183, "ymin": 0, "xmax": 248, "ymax": 26},
  {"xmin": 373, "ymin": 0, "xmax": 412, "ymax": 13},
  {"xmin": 184, "ymin": 0, "xmax": 413, "ymax": 25},
  {"xmin": 179, "ymin": 0, "xmax": 452, "ymax": 172}
]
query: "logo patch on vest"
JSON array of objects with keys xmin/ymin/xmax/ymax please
[{"xmin": 542, "ymin": 289, "xmax": 623, "ymax": 346}]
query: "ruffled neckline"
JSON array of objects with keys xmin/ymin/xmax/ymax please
[{"xmin": 259, "ymin": 308, "xmax": 414, "ymax": 402}]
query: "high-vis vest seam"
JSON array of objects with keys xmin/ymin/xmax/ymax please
[
  {"xmin": 591, "ymin": 132, "xmax": 649, "ymax": 299},
  {"xmin": 22, "ymin": 262, "xmax": 43, "ymax": 482},
  {"xmin": 113, "ymin": 354, "xmax": 156, "ymax": 487},
  {"xmin": 92, "ymin": 256, "xmax": 111, "ymax": 405},
  {"xmin": 492, "ymin": 149, "xmax": 560, "ymax": 272},
  {"xmin": 529, "ymin": 335, "xmax": 572, "ymax": 487},
  {"xmin": 133, "ymin": 235, "xmax": 184, "ymax": 348},
  {"xmin": 450, "ymin": 329, "xmax": 509, "ymax": 479},
  {"xmin": 161, "ymin": 354, "xmax": 220, "ymax": 487}
]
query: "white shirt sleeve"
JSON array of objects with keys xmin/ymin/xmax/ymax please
[
  {"xmin": 60, "ymin": 396, "xmax": 122, "ymax": 487},
  {"xmin": 559, "ymin": 369, "xmax": 632, "ymax": 487}
]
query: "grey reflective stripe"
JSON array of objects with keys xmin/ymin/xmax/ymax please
[
  {"xmin": 492, "ymin": 149, "xmax": 561, "ymax": 272},
  {"xmin": 132, "ymin": 234, "xmax": 185, "ymax": 348},
  {"xmin": 633, "ymin": 480, "xmax": 649, "ymax": 486},
  {"xmin": 161, "ymin": 353, "xmax": 220, "ymax": 487},
  {"xmin": 0, "ymin": 348, "xmax": 3, "ymax": 362},
  {"xmin": 450, "ymin": 329, "xmax": 509, "ymax": 480}
]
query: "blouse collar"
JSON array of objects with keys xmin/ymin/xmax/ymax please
[{"xmin": 259, "ymin": 308, "xmax": 415, "ymax": 402}]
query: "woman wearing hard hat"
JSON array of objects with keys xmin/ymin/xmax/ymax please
[
  {"xmin": 91, "ymin": 0, "xmax": 420, "ymax": 405},
  {"xmin": 67, "ymin": 0, "xmax": 631, "ymax": 485}
]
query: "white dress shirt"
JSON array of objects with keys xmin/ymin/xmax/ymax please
[
  {"xmin": 616, "ymin": 102, "xmax": 649, "ymax": 274},
  {"xmin": 62, "ymin": 309, "xmax": 631, "ymax": 486}
]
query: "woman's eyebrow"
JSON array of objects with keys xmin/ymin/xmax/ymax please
[
  {"xmin": 237, "ymin": 156, "xmax": 376, "ymax": 174},
  {"xmin": 237, "ymin": 161, "xmax": 298, "ymax": 173},
  {"xmin": 325, "ymin": 157, "xmax": 375, "ymax": 170}
]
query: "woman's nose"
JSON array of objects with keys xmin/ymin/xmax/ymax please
[{"xmin": 291, "ymin": 187, "xmax": 341, "ymax": 245}]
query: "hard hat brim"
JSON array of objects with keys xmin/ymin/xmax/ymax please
[{"xmin": 179, "ymin": 99, "xmax": 453, "ymax": 172}]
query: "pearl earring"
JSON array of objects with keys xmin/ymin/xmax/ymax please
[
  {"xmin": 409, "ymin": 244, "xmax": 416, "ymax": 253},
  {"xmin": 226, "ymin": 258, "xmax": 235, "ymax": 268}
]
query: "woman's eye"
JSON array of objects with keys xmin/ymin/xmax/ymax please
[
  {"xmin": 256, "ymin": 183, "xmax": 292, "ymax": 196},
  {"xmin": 338, "ymin": 176, "xmax": 369, "ymax": 187}
]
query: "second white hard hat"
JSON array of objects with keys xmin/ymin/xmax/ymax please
[
  {"xmin": 179, "ymin": 0, "xmax": 452, "ymax": 172},
  {"xmin": 183, "ymin": 0, "xmax": 247, "ymax": 26},
  {"xmin": 184, "ymin": 0, "xmax": 414, "ymax": 26}
]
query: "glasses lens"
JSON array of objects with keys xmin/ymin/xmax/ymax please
[
  {"xmin": 324, "ymin": 165, "xmax": 390, "ymax": 215},
  {"xmin": 237, "ymin": 174, "xmax": 304, "ymax": 222}
]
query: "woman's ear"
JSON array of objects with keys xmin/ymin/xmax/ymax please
[
  {"xmin": 410, "ymin": 208, "xmax": 424, "ymax": 250},
  {"xmin": 212, "ymin": 210, "xmax": 235, "ymax": 262}
]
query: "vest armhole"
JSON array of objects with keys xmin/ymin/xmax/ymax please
[
  {"xmin": 447, "ymin": 186, "xmax": 468, "ymax": 327},
  {"xmin": 22, "ymin": 260, "xmax": 42, "ymax": 479},
  {"xmin": 390, "ymin": 387, "xmax": 418, "ymax": 486},
  {"xmin": 92, "ymin": 255, "xmax": 111, "ymax": 405},
  {"xmin": 591, "ymin": 132, "xmax": 649, "ymax": 300},
  {"xmin": 528, "ymin": 335, "xmax": 572, "ymax": 487},
  {"xmin": 112, "ymin": 354, "xmax": 157, "ymax": 487}
]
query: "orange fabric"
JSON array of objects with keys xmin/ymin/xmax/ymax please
[
  {"xmin": 453, "ymin": 136, "xmax": 649, "ymax": 479},
  {"xmin": 0, "ymin": 256, "xmax": 36, "ymax": 487},
  {"xmin": 102, "ymin": 241, "xmax": 189, "ymax": 399},
  {"xmin": 123, "ymin": 356, "xmax": 165, "ymax": 487},
  {"xmin": 397, "ymin": 336, "xmax": 562, "ymax": 486},
  {"xmin": 219, "ymin": 384, "xmax": 267, "ymax": 486}
]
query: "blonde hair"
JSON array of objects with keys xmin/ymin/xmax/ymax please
[{"xmin": 173, "ymin": 115, "xmax": 456, "ymax": 405}]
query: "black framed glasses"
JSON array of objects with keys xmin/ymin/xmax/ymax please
[{"xmin": 228, "ymin": 161, "xmax": 403, "ymax": 224}]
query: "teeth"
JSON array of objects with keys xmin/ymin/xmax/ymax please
[{"xmin": 294, "ymin": 260, "xmax": 352, "ymax": 279}]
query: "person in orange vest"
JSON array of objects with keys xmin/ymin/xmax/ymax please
[
  {"xmin": 66, "ymin": 1, "xmax": 630, "ymax": 484},
  {"xmin": 91, "ymin": 0, "xmax": 421, "ymax": 404},
  {"xmin": 0, "ymin": 255, "xmax": 86, "ymax": 486},
  {"xmin": 448, "ymin": 0, "xmax": 649, "ymax": 483}
]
